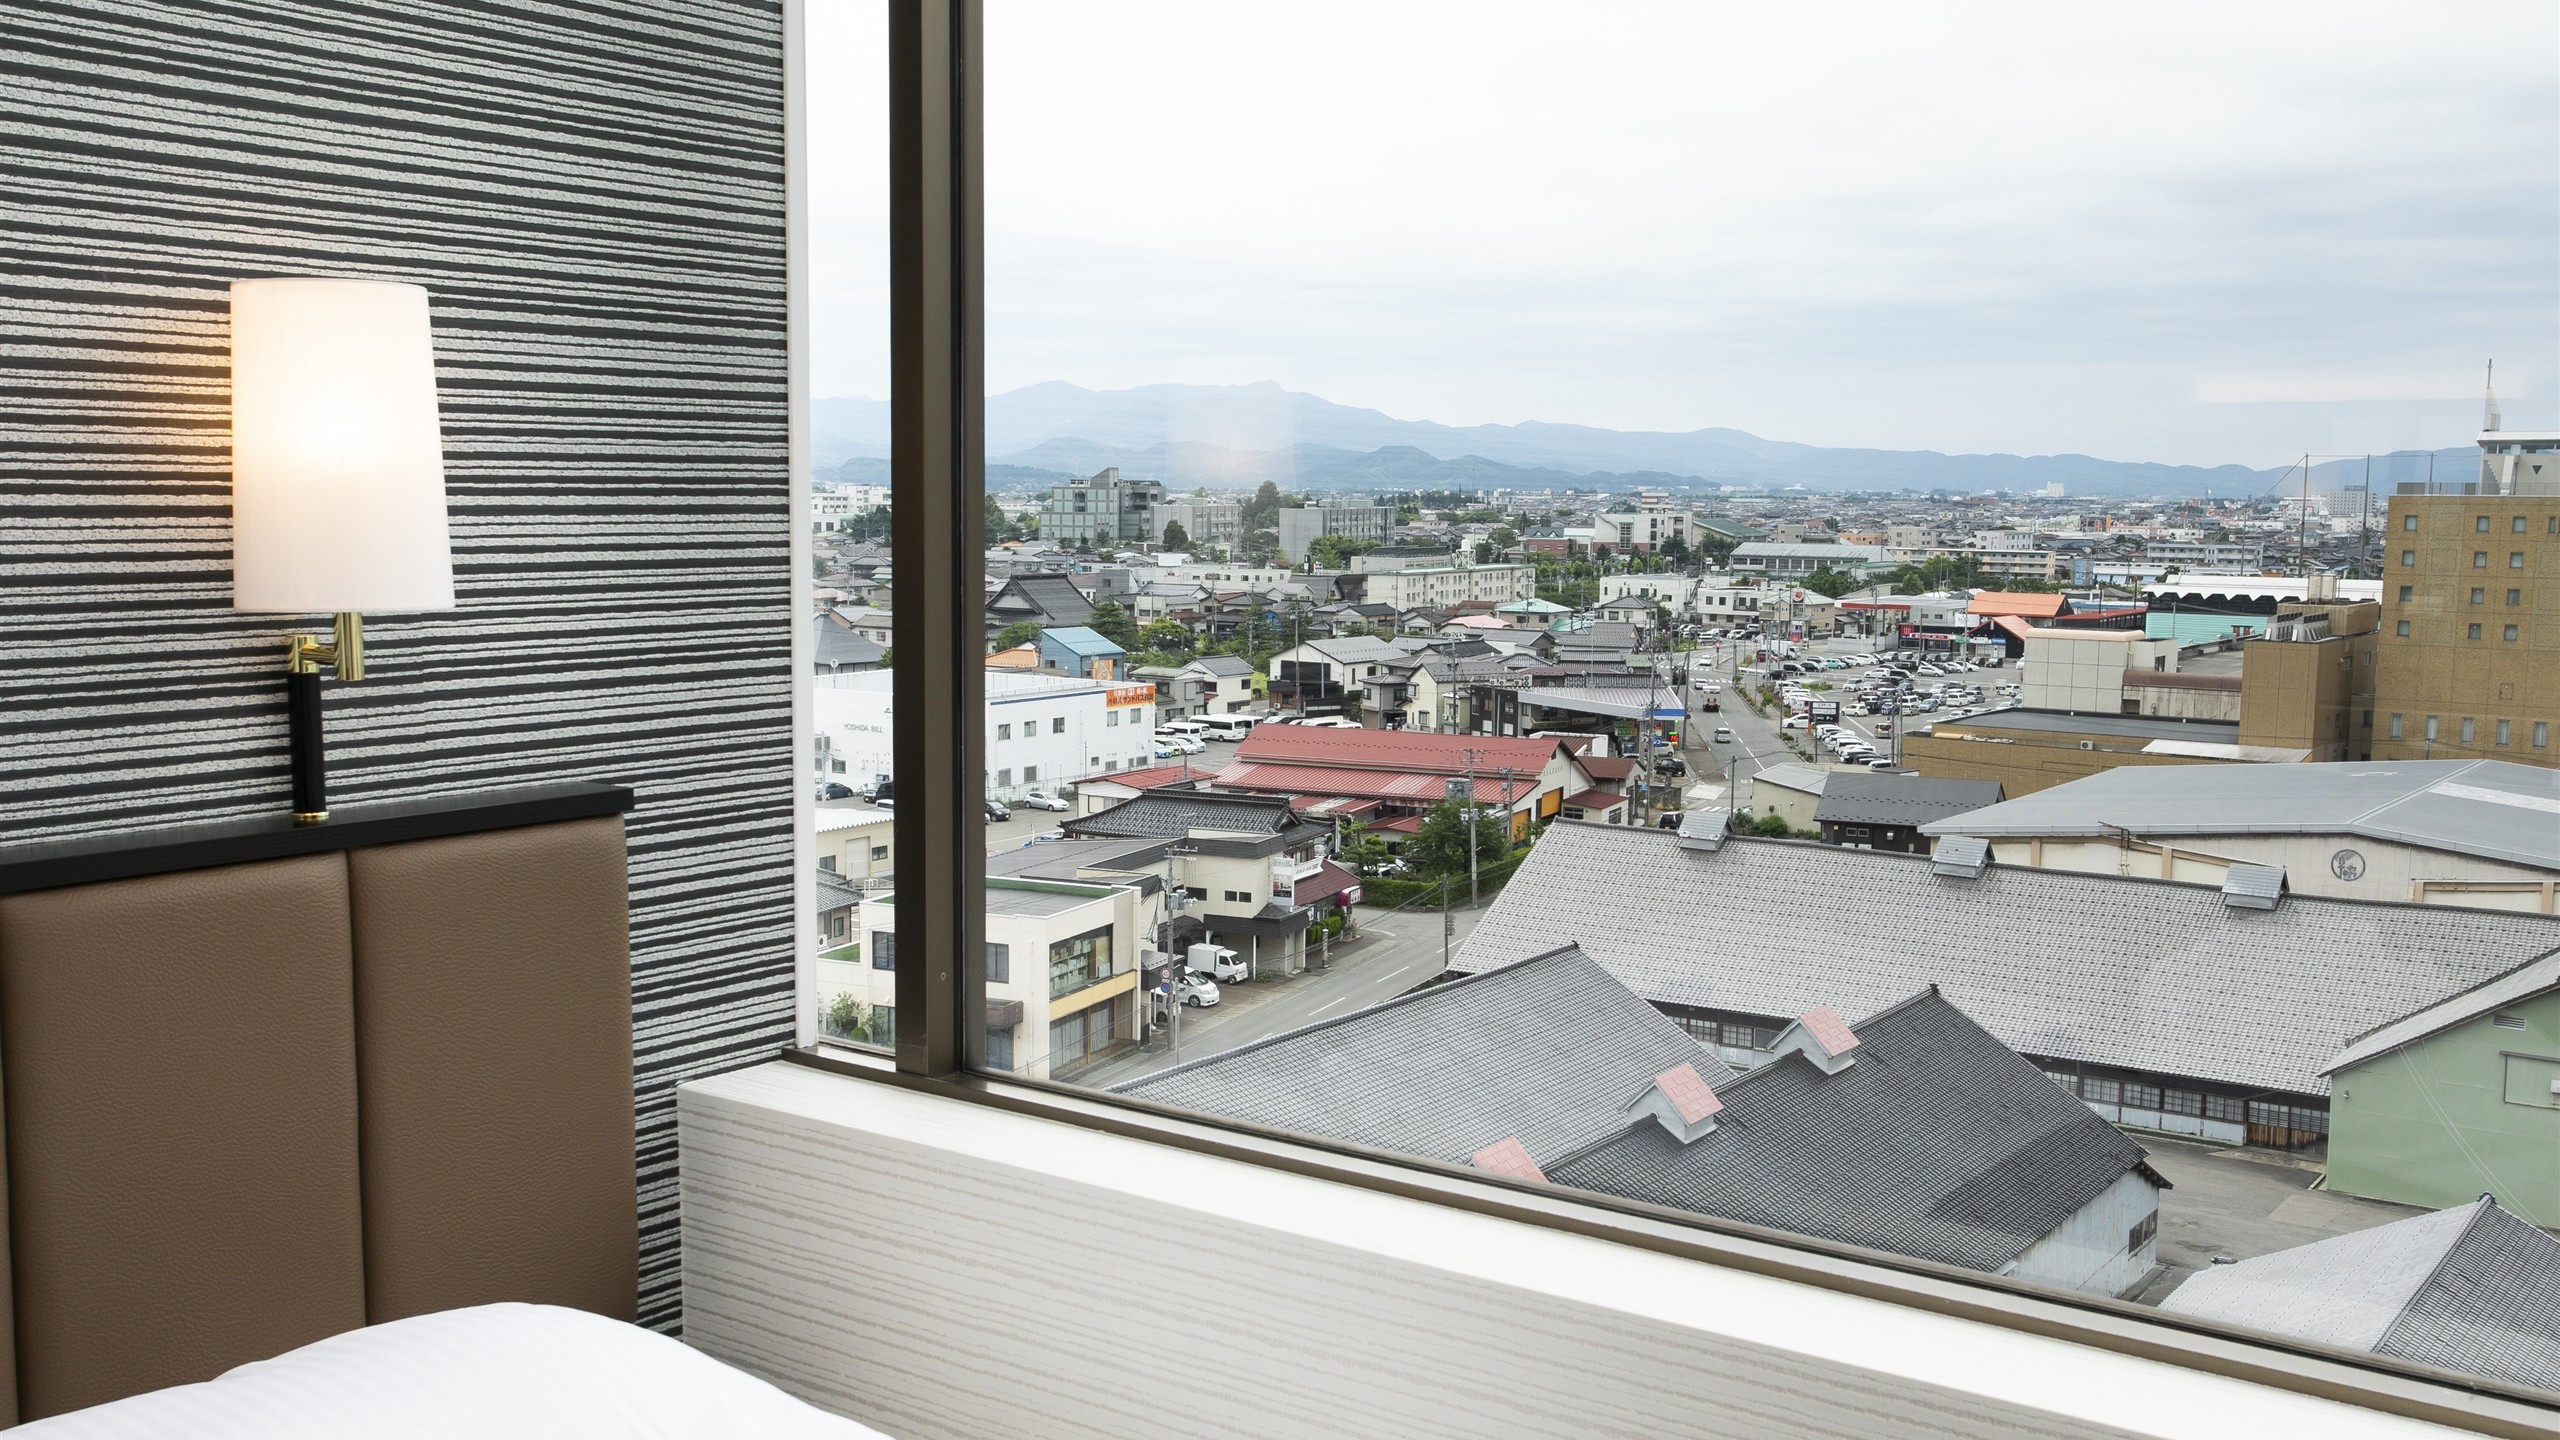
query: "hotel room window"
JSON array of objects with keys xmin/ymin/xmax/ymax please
[{"xmin": 788, "ymin": 0, "xmax": 2560, "ymax": 1413}]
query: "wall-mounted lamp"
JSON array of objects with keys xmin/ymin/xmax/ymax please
[{"xmin": 230, "ymin": 277, "xmax": 454, "ymax": 823}]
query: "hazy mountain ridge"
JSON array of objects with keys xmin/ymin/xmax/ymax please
[{"xmin": 814, "ymin": 383, "xmax": 2471, "ymax": 498}]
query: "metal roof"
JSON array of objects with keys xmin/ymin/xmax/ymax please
[
  {"xmin": 2221, "ymin": 863, "xmax": 2286, "ymax": 909},
  {"xmin": 1931, "ymin": 833, "xmax": 1992, "ymax": 878},
  {"xmin": 1812, "ymin": 775, "xmax": 2004, "ymax": 827},
  {"xmin": 1546, "ymin": 989, "xmax": 2158, "ymax": 1275},
  {"xmin": 1112, "ymin": 944, "xmax": 1727, "ymax": 1167},
  {"xmin": 1919, "ymin": 760, "xmax": 2560, "ymax": 873},
  {"xmin": 2159, "ymin": 1199, "xmax": 2560, "ymax": 1394},
  {"xmin": 1933, "ymin": 708, "xmax": 2242, "ymax": 742},
  {"xmin": 1751, "ymin": 763, "xmax": 1835, "ymax": 797},
  {"xmin": 2325, "ymin": 948, "xmax": 2560, "ymax": 1075},
  {"xmin": 1522, "ymin": 687, "xmax": 1686, "ymax": 722},
  {"xmin": 1458, "ymin": 824, "xmax": 2560, "ymax": 1098}
]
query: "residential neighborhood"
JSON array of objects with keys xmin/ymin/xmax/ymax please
[{"xmin": 806, "ymin": 420, "xmax": 2560, "ymax": 1380}]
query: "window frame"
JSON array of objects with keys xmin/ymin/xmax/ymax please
[{"xmin": 786, "ymin": 6, "xmax": 2560, "ymax": 1428}]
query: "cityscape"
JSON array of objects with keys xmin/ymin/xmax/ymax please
[{"xmin": 811, "ymin": 408, "xmax": 2559, "ymax": 1389}]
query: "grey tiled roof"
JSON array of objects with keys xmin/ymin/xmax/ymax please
[
  {"xmin": 1546, "ymin": 990, "xmax": 2157, "ymax": 1274},
  {"xmin": 989, "ymin": 575, "xmax": 1094, "ymax": 626},
  {"xmin": 1064, "ymin": 790, "xmax": 1307, "ymax": 842},
  {"xmin": 2161, "ymin": 1199, "xmax": 2560, "ymax": 1395},
  {"xmin": 1113, "ymin": 944, "xmax": 1727, "ymax": 1167},
  {"xmin": 813, "ymin": 617, "xmax": 886, "ymax": 669},
  {"xmin": 2327, "ymin": 948, "xmax": 2560, "ymax": 1075},
  {"xmin": 1812, "ymin": 774, "xmax": 2003, "ymax": 827},
  {"xmin": 1186, "ymin": 655, "xmax": 1254, "ymax": 677},
  {"xmin": 1458, "ymin": 823, "xmax": 2560, "ymax": 1097}
]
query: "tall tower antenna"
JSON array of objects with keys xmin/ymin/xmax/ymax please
[{"xmin": 2483, "ymin": 359, "xmax": 2501, "ymax": 434}]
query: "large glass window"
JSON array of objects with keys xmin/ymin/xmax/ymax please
[{"xmin": 803, "ymin": 0, "xmax": 2560, "ymax": 1408}]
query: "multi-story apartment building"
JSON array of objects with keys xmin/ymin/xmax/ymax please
[
  {"xmin": 1728, "ymin": 542, "xmax": 1892, "ymax": 580},
  {"xmin": 2145, "ymin": 539, "xmax": 2265, "ymax": 572},
  {"xmin": 812, "ymin": 485, "xmax": 890, "ymax": 532},
  {"xmin": 1593, "ymin": 492, "xmax": 1692, "ymax": 555},
  {"xmin": 2371, "ymin": 430, "xmax": 2560, "ymax": 764},
  {"xmin": 1275, "ymin": 504, "xmax": 1394, "ymax": 561},
  {"xmin": 1152, "ymin": 498, "xmax": 1243, "ymax": 550},
  {"xmin": 1338, "ymin": 562, "xmax": 1537, "ymax": 611},
  {"xmin": 1041, "ymin": 466, "xmax": 1165, "ymax": 549}
]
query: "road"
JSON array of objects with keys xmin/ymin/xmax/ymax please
[{"xmin": 1070, "ymin": 897, "xmax": 1487, "ymax": 1088}]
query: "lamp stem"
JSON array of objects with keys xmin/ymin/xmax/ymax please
[{"xmin": 287, "ymin": 667, "xmax": 328, "ymax": 823}]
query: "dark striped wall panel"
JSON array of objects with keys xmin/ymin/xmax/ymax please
[{"xmin": 0, "ymin": 0, "xmax": 796, "ymax": 1328}]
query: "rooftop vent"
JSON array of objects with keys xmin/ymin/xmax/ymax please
[
  {"xmin": 1626, "ymin": 1063, "xmax": 1724, "ymax": 1143},
  {"xmin": 1470, "ymin": 1136, "xmax": 1547, "ymax": 1183},
  {"xmin": 1772, "ymin": 1005, "xmax": 1860, "ymax": 1076},
  {"xmin": 2222, "ymin": 863, "xmax": 2286, "ymax": 910},
  {"xmin": 1676, "ymin": 809, "xmax": 1730, "ymax": 853},
  {"xmin": 1931, "ymin": 834, "xmax": 1992, "ymax": 879}
]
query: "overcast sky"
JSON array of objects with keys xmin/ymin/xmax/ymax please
[{"xmin": 804, "ymin": 3, "xmax": 2558, "ymax": 468}]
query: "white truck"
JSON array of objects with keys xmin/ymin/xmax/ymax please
[{"xmin": 1186, "ymin": 942, "xmax": 1247, "ymax": 983}]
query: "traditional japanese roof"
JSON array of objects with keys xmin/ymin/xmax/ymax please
[
  {"xmin": 1545, "ymin": 989, "xmax": 2159, "ymax": 1274},
  {"xmin": 1459, "ymin": 823, "xmax": 2560, "ymax": 1098},
  {"xmin": 2160, "ymin": 1198, "xmax": 2560, "ymax": 1394},
  {"xmin": 1064, "ymin": 790, "xmax": 1312, "ymax": 842},
  {"xmin": 2326, "ymin": 947, "xmax": 2560, "ymax": 1075},
  {"xmin": 1112, "ymin": 944, "xmax": 1726, "ymax": 1167}
]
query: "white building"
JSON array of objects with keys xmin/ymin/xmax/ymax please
[
  {"xmin": 1276, "ymin": 504, "xmax": 1395, "ymax": 562},
  {"xmin": 813, "ymin": 485, "xmax": 890, "ymax": 532},
  {"xmin": 818, "ymin": 878, "xmax": 1149, "ymax": 1078},
  {"xmin": 2145, "ymin": 539, "xmax": 2266, "ymax": 573},
  {"xmin": 1344, "ymin": 562, "xmax": 1537, "ymax": 611},
  {"xmin": 1593, "ymin": 492, "xmax": 1692, "ymax": 554},
  {"xmin": 813, "ymin": 667, "xmax": 1159, "ymax": 803},
  {"xmin": 1728, "ymin": 542, "xmax": 1892, "ymax": 580}
]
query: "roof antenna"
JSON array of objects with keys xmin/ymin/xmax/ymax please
[{"xmin": 2483, "ymin": 360, "xmax": 2501, "ymax": 434}]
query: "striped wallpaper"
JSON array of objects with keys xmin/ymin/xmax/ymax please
[{"xmin": 0, "ymin": 0, "xmax": 796, "ymax": 1328}]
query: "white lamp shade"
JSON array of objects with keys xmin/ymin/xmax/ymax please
[{"xmin": 230, "ymin": 277, "xmax": 455, "ymax": 613}]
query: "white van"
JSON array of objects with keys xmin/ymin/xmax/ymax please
[
  {"xmin": 1198, "ymin": 715, "xmax": 1259, "ymax": 741},
  {"xmin": 1187, "ymin": 942, "xmax": 1248, "ymax": 983},
  {"xmin": 1158, "ymin": 719, "xmax": 1209, "ymax": 741}
]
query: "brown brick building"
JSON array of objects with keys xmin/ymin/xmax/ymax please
[{"xmin": 2371, "ymin": 474, "xmax": 2560, "ymax": 765}]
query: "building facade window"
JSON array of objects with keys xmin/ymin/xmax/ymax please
[
  {"xmin": 2509, "ymin": 588, "xmax": 2523, "ymax": 606},
  {"xmin": 2402, "ymin": 513, "xmax": 2418, "ymax": 531},
  {"xmin": 2397, "ymin": 585, "xmax": 2412, "ymax": 602},
  {"xmin": 986, "ymin": 942, "xmax": 1010, "ymax": 985},
  {"xmin": 1047, "ymin": 925, "xmax": 1113, "ymax": 999},
  {"xmin": 871, "ymin": 931, "xmax": 896, "ymax": 971},
  {"xmin": 2388, "ymin": 713, "xmax": 2404, "ymax": 739},
  {"xmin": 2473, "ymin": 551, "xmax": 2488, "ymax": 568},
  {"xmin": 2516, "ymin": 516, "xmax": 2530, "ymax": 532},
  {"xmin": 2468, "ymin": 624, "xmax": 2482, "ymax": 640},
  {"xmin": 2496, "ymin": 719, "xmax": 2511, "ymax": 746},
  {"xmin": 2400, "ymin": 550, "xmax": 2415, "ymax": 567},
  {"xmin": 997, "ymin": 723, "xmax": 1011, "ymax": 740},
  {"xmin": 1023, "ymin": 765, "xmax": 1038, "ymax": 782},
  {"xmin": 2476, "ymin": 515, "xmax": 2491, "ymax": 531},
  {"xmin": 1052, "ymin": 716, "xmax": 1066, "ymax": 732},
  {"xmin": 2471, "ymin": 588, "xmax": 2485, "ymax": 604},
  {"xmin": 2424, "ymin": 716, "xmax": 2439, "ymax": 742},
  {"xmin": 2460, "ymin": 718, "xmax": 2476, "ymax": 744},
  {"xmin": 2505, "ymin": 625, "xmax": 2520, "ymax": 642},
  {"xmin": 2395, "ymin": 620, "xmax": 2410, "ymax": 637},
  {"xmin": 2512, "ymin": 552, "xmax": 2526, "ymax": 569},
  {"xmin": 870, "ymin": 845, "xmax": 889, "ymax": 861},
  {"xmin": 2537, "ymin": 722, "xmax": 2551, "ymax": 749},
  {"xmin": 985, "ymin": 1026, "xmax": 1014, "ymax": 1072},
  {"xmin": 1107, "ymin": 710, "xmax": 1120, "ymax": 726}
]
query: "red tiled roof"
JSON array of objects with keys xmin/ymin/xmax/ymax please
[
  {"xmin": 1469, "ymin": 1137, "xmax": 1546, "ymax": 1183},
  {"xmin": 1081, "ymin": 763, "xmax": 1205, "ymax": 790},
  {"xmin": 1653, "ymin": 1064, "xmax": 1725, "ymax": 1125},
  {"xmin": 1235, "ymin": 723, "xmax": 1563, "ymax": 777},
  {"xmin": 1214, "ymin": 761, "xmax": 1531, "ymax": 805},
  {"xmin": 1561, "ymin": 788, "xmax": 1624, "ymax": 812},
  {"xmin": 1966, "ymin": 592, "xmax": 2069, "ymax": 618},
  {"xmin": 1371, "ymin": 815, "xmax": 1424, "ymax": 835},
  {"xmin": 1989, "ymin": 615, "xmax": 2037, "ymax": 641},
  {"xmin": 1293, "ymin": 860, "xmax": 1361, "ymax": 907},
  {"xmin": 1798, "ymin": 1005, "xmax": 1860, "ymax": 1058},
  {"xmin": 1579, "ymin": 755, "xmax": 1636, "ymax": 781}
]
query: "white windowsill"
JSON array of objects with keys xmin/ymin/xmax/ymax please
[{"xmin": 680, "ymin": 1060, "xmax": 2512, "ymax": 1440}]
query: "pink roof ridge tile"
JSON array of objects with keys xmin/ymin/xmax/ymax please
[
  {"xmin": 1798, "ymin": 1004, "xmax": 1860, "ymax": 1057},
  {"xmin": 1470, "ymin": 1136, "xmax": 1547, "ymax": 1183}
]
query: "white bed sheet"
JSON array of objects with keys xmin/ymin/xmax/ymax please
[{"xmin": 16, "ymin": 1302, "xmax": 890, "ymax": 1440}]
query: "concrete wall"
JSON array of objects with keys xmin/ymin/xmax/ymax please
[
  {"xmin": 2326, "ymin": 988, "xmax": 2560, "ymax": 1226},
  {"xmin": 2004, "ymin": 1169, "xmax": 2159, "ymax": 1300}
]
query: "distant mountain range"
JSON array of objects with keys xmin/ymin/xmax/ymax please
[{"xmin": 812, "ymin": 381, "xmax": 2475, "ymax": 500}]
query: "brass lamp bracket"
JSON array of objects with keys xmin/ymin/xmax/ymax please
[{"xmin": 286, "ymin": 612, "xmax": 366, "ymax": 682}]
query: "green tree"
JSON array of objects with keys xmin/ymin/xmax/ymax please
[
  {"xmin": 1138, "ymin": 618, "xmax": 1196, "ymax": 655},
  {"xmin": 1306, "ymin": 534, "xmax": 1379, "ymax": 572},
  {"xmin": 821, "ymin": 992, "xmax": 871, "ymax": 1042},
  {"xmin": 1340, "ymin": 828, "xmax": 1392, "ymax": 877},
  {"xmin": 1084, "ymin": 594, "xmax": 1138, "ymax": 648},
  {"xmin": 991, "ymin": 621, "xmax": 1039, "ymax": 653},
  {"xmin": 1404, "ymin": 800, "xmax": 1511, "ymax": 878},
  {"xmin": 1799, "ymin": 566, "xmax": 1855, "ymax": 599},
  {"xmin": 1751, "ymin": 813, "xmax": 1793, "ymax": 838},
  {"xmin": 1161, "ymin": 519, "xmax": 1192, "ymax": 550},
  {"xmin": 1490, "ymin": 525, "xmax": 1519, "ymax": 549}
]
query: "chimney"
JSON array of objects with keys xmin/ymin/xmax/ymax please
[
  {"xmin": 1626, "ymin": 1063, "xmax": 1724, "ymax": 1143},
  {"xmin": 1470, "ymin": 1136, "xmax": 1546, "ymax": 1183},
  {"xmin": 1773, "ymin": 1005, "xmax": 1860, "ymax": 1075}
]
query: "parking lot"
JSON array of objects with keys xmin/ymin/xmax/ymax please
[{"xmin": 2130, "ymin": 1136, "xmax": 2424, "ymax": 1307}]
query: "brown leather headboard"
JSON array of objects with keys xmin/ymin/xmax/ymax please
[{"xmin": 0, "ymin": 790, "xmax": 637, "ymax": 1423}]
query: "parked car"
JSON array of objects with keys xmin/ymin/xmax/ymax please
[
  {"xmin": 1650, "ymin": 753, "xmax": 1686, "ymax": 777},
  {"xmin": 816, "ymin": 781, "xmax": 856, "ymax": 800},
  {"xmin": 1017, "ymin": 787, "xmax": 1071, "ymax": 812},
  {"xmin": 983, "ymin": 798, "xmax": 1012, "ymax": 822},
  {"xmin": 1866, "ymin": 758, "xmax": 1901, "ymax": 771},
  {"xmin": 1173, "ymin": 974, "xmax": 1221, "ymax": 1008}
]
